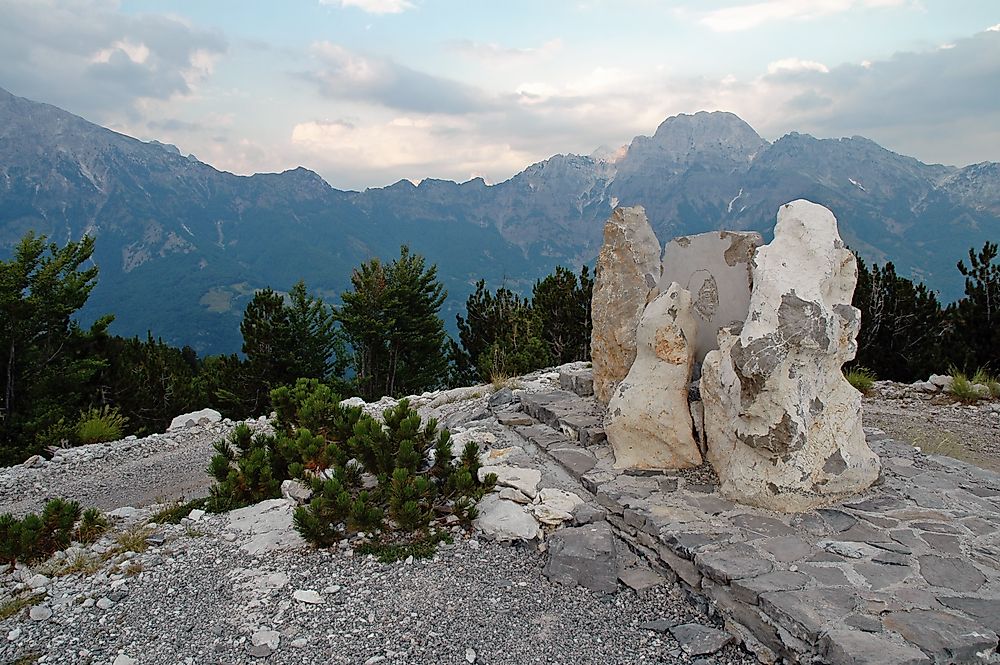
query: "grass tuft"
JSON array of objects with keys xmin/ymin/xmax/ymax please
[
  {"xmin": 844, "ymin": 366, "xmax": 877, "ymax": 394},
  {"xmin": 149, "ymin": 497, "xmax": 208, "ymax": 525},
  {"xmin": 356, "ymin": 531, "xmax": 453, "ymax": 563},
  {"xmin": 113, "ymin": 525, "xmax": 154, "ymax": 554},
  {"xmin": 55, "ymin": 552, "xmax": 102, "ymax": 577},
  {"xmin": 0, "ymin": 592, "xmax": 46, "ymax": 621},
  {"xmin": 947, "ymin": 371, "xmax": 987, "ymax": 402},
  {"xmin": 971, "ymin": 368, "xmax": 1000, "ymax": 398}
]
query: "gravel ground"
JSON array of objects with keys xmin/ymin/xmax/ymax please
[
  {"xmin": 863, "ymin": 383, "xmax": 1000, "ymax": 472},
  {"xmin": 0, "ymin": 510, "xmax": 756, "ymax": 665},
  {"xmin": 0, "ymin": 418, "xmax": 268, "ymax": 518}
]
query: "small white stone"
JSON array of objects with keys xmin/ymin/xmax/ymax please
[
  {"xmin": 322, "ymin": 585, "xmax": 342, "ymax": 594},
  {"xmin": 466, "ymin": 647, "xmax": 477, "ymax": 663},
  {"xmin": 292, "ymin": 589, "xmax": 324, "ymax": 604},
  {"xmin": 187, "ymin": 508, "xmax": 206, "ymax": 522},
  {"xmin": 96, "ymin": 597, "xmax": 114, "ymax": 610},
  {"xmin": 251, "ymin": 629, "xmax": 280, "ymax": 650},
  {"xmin": 112, "ymin": 655, "xmax": 137, "ymax": 665},
  {"xmin": 27, "ymin": 573, "xmax": 50, "ymax": 589},
  {"xmin": 404, "ymin": 555, "xmax": 414, "ymax": 565},
  {"xmin": 29, "ymin": 605, "xmax": 52, "ymax": 621},
  {"xmin": 467, "ymin": 539, "xmax": 480, "ymax": 550},
  {"xmin": 7, "ymin": 627, "xmax": 21, "ymax": 641}
]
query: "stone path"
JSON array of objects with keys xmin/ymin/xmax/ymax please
[{"xmin": 496, "ymin": 365, "xmax": 1000, "ymax": 665}]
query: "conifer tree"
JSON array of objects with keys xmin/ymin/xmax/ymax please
[
  {"xmin": 338, "ymin": 246, "xmax": 449, "ymax": 400},
  {"xmin": 0, "ymin": 232, "xmax": 109, "ymax": 464},
  {"xmin": 532, "ymin": 265, "xmax": 593, "ymax": 365},
  {"xmin": 852, "ymin": 257, "xmax": 944, "ymax": 380},
  {"xmin": 947, "ymin": 241, "xmax": 1000, "ymax": 370}
]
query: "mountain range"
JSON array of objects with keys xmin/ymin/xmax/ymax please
[{"xmin": 1, "ymin": 85, "xmax": 997, "ymax": 355}]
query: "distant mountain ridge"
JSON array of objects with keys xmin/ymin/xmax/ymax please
[{"xmin": 1, "ymin": 86, "xmax": 997, "ymax": 354}]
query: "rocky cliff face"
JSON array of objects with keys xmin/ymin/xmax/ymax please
[{"xmin": 1, "ymin": 86, "xmax": 997, "ymax": 353}]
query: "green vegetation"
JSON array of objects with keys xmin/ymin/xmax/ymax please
[
  {"xmin": 844, "ymin": 366, "xmax": 877, "ymax": 394},
  {"xmin": 356, "ymin": 531, "xmax": 453, "ymax": 563},
  {"xmin": 113, "ymin": 524, "xmax": 154, "ymax": 554},
  {"xmin": 76, "ymin": 406, "xmax": 128, "ymax": 445},
  {"xmin": 971, "ymin": 369, "xmax": 1000, "ymax": 398},
  {"xmin": 206, "ymin": 379, "xmax": 494, "ymax": 554},
  {"xmin": 149, "ymin": 497, "xmax": 208, "ymax": 525},
  {"xmin": 0, "ymin": 498, "xmax": 81, "ymax": 565},
  {"xmin": 77, "ymin": 508, "xmax": 110, "ymax": 544},
  {"xmin": 451, "ymin": 265, "xmax": 593, "ymax": 384},
  {"xmin": 851, "ymin": 242, "xmax": 1000, "ymax": 382},
  {"xmin": 338, "ymin": 246, "xmax": 450, "ymax": 401},
  {"xmin": 0, "ymin": 592, "xmax": 46, "ymax": 621}
]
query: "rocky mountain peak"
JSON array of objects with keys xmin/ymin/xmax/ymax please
[{"xmin": 642, "ymin": 110, "xmax": 769, "ymax": 165}]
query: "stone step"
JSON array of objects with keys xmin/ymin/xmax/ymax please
[
  {"xmin": 559, "ymin": 365, "xmax": 594, "ymax": 398},
  {"xmin": 507, "ymin": 386, "xmax": 1000, "ymax": 665}
]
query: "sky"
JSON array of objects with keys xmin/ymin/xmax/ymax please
[{"xmin": 1, "ymin": 0, "xmax": 998, "ymax": 190}]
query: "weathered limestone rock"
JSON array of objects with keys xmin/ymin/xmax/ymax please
[
  {"xmin": 591, "ymin": 206, "xmax": 662, "ymax": 404},
  {"xmin": 659, "ymin": 230, "xmax": 762, "ymax": 367},
  {"xmin": 544, "ymin": 521, "xmax": 619, "ymax": 593},
  {"xmin": 168, "ymin": 408, "xmax": 221, "ymax": 430},
  {"xmin": 701, "ymin": 200, "xmax": 880, "ymax": 512},
  {"xmin": 606, "ymin": 283, "xmax": 703, "ymax": 470}
]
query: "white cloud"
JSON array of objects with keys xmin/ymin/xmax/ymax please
[
  {"xmin": 700, "ymin": 0, "xmax": 908, "ymax": 32},
  {"xmin": 319, "ymin": 0, "xmax": 414, "ymax": 14},
  {"xmin": 290, "ymin": 116, "xmax": 536, "ymax": 183},
  {"xmin": 767, "ymin": 58, "xmax": 830, "ymax": 74},
  {"xmin": 987, "ymin": 23, "xmax": 1000, "ymax": 32},
  {"xmin": 450, "ymin": 38, "xmax": 563, "ymax": 63}
]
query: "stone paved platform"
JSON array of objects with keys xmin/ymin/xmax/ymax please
[{"xmin": 507, "ymin": 369, "xmax": 1000, "ymax": 664}]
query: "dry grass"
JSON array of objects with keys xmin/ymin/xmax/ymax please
[
  {"xmin": 113, "ymin": 525, "xmax": 155, "ymax": 554},
  {"xmin": 903, "ymin": 424, "xmax": 993, "ymax": 470},
  {"xmin": 54, "ymin": 552, "xmax": 102, "ymax": 577},
  {"xmin": 0, "ymin": 592, "xmax": 46, "ymax": 621}
]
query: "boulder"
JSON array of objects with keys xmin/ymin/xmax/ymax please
[
  {"xmin": 281, "ymin": 479, "xmax": 313, "ymax": 504},
  {"xmin": 591, "ymin": 206, "xmax": 662, "ymax": 404},
  {"xmin": 605, "ymin": 284, "xmax": 703, "ymax": 470},
  {"xmin": 659, "ymin": 230, "xmax": 762, "ymax": 368},
  {"xmin": 228, "ymin": 498, "xmax": 307, "ymax": 554},
  {"xmin": 474, "ymin": 494, "xmax": 541, "ymax": 541},
  {"xmin": 701, "ymin": 200, "xmax": 881, "ymax": 512},
  {"xmin": 168, "ymin": 408, "xmax": 221, "ymax": 430},
  {"xmin": 544, "ymin": 521, "xmax": 619, "ymax": 593},
  {"xmin": 928, "ymin": 374, "xmax": 953, "ymax": 390}
]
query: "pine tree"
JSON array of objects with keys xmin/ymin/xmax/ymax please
[
  {"xmin": 852, "ymin": 257, "xmax": 945, "ymax": 380},
  {"xmin": 532, "ymin": 265, "xmax": 593, "ymax": 365},
  {"xmin": 338, "ymin": 246, "xmax": 449, "ymax": 400},
  {"xmin": 239, "ymin": 288, "xmax": 296, "ymax": 415},
  {"xmin": 286, "ymin": 280, "xmax": 345, "ymax": 381},
  {"xmin": 948, "ymin": 241, "xmax": 1000, "ymax": 370},
  {"xmin": 0, "ymin": 232, "xmax": 110, "ymax": 464}
]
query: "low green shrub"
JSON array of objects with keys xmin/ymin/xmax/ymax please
[
  {"xmin": 0, "ymin": 592, "xmax": 46, "ymax": 620},
  {"xmin": 207, "ymin": 379, "xmax": 495, "ymax": 556},
  {"xmin": 844, "ymin": 366, "xmax": 877, "ymax": 394},
  {"xmin": 356, "ymin": 531, "xmax": 453, "ymax": 563},
  {"xmin": 76, "ymin": 508, "xmax": 109, "ymax": 544},
  {"xmin": 971, "ymin": 368, "xmax": 1000, "ymax": 398},
  {"xmin": 0, "ymin": 498, "xmax": 82, "ymax": 565},
  {"xmin": 76, "ymin": 406, "xmax": 128, "ymax": 445},
  {"xmin": 948, "ymin": 370, "xmax": 987, "ymax": 402},
  {"xmin": 149, "ymin": 497, "xmax": 208, "ymax": 525}
]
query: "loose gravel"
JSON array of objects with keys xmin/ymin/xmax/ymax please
[
  {"xmin": 0, "ymin": 418, "xmax": 269, "ymax": 518},
  {"xmin": 0, "ymin": 509, "xmax": 756, "ymax": 665}
]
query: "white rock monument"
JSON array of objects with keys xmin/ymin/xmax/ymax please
[
  {"xmin": 591, "ymin": 206, "xmax": 662, "ymax": 404},
  {"xmin": 701, "ymin": 200, "xmax": 880, "ymax": 511},
  {"xmin": 605, "ymin": 283, "xmax": 703, "ymax": 470}
]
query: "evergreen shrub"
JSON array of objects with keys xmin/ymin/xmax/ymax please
[{"xmin": 205, "ymin": 378, "xmax": 495, "ymax": 553}]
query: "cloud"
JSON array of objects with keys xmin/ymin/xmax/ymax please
[
  {"xmin": 318, "ymin": 0, "xmax": 414, "ymax": 14},
  {"xmin": 290, "ymin": 115, "xmax": 537, "ymax": 186},
  {"xmin": 302, "ymin": 42, "xmax": 491, "ymax": 113},
  {"xmin": 767, "ymin": 58, "xmax": 830, "ymax": 74},
  {"xmin": 448, "ymin": 38, "xmax": 563, "ymax": 63},
  {"xmin": 0, "ymin": 0, "xmax": 226, "ymax": 120},
  {"xmin": 700, "ymin": 0, "xmax": 908, "ymax": 32},
  {"xmin": 988, "ymin": 23, "xmax": 1000, "ymax": 32}
]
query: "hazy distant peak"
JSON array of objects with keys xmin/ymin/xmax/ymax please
[{"xmin": 590, "ymin": 144, "xmax": 629, "ymax": 164}]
